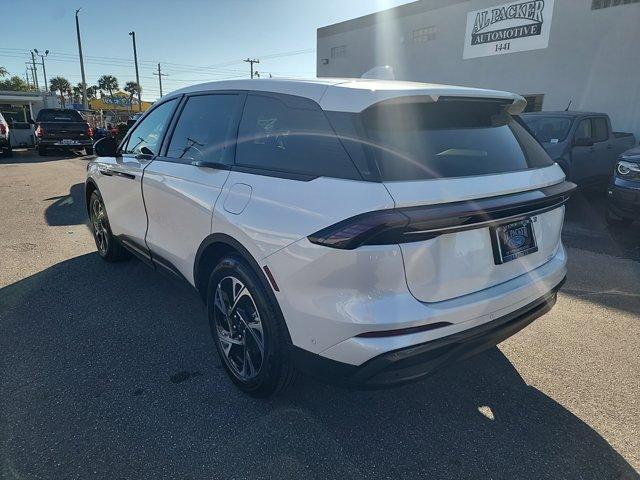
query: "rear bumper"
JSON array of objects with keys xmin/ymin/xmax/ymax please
[
  {"xmin": 607, "ymin": 179, "xmax": 640, "ymax": 219},
  {"xmin": 294, "ymin": 277, "xmax": 564, "ymax": 389}
]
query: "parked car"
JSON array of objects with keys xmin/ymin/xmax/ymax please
[
  {"xmin": 521, "ymin": 111, "xmax": 635, "ymax": 187},
  {"xmin": 0, "ymin": 112, "xmax": 12, "ymax": 158},
  {"xmin": 35, "ymin": 108, "xmax": 94, "ymax": 156},
  {"xmin": 86, "ymin": 78, "xmax": 574, "ymax": 397},
  {"xmin": 9, "ymin": 121, "xmax": 35, "ymax": 148},
  {"xmin": 606, "ymin": 145, "xmax": 640, "ymax": 226}
]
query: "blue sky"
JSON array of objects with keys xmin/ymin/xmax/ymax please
[{"xmin": 1, "ymin": 0, "xmax": 408, "ymax": 101}]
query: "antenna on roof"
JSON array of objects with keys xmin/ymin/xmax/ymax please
[
  {"xmin": 361, "ymin": 65, "xmax": 395, "ymax": 80},
  {"xmin": 564, "ymin": 100, "xmax": 572, "ymax": 111}
]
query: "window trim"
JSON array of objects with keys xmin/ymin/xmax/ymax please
[{"xmin": 156, "ymin": 91, "xmax": 247, "ymax": 166}]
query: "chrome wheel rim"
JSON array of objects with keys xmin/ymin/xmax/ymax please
[
  {"xmin": 213, "ymin": 276, "xmax": 264, "ymax": 381},
  {"xmin": 90, "ymin": 197, "xmax": 109, "ymax": 255}
]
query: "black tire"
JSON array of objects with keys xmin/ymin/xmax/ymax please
[
  {"xmin": 605, "ymin": 207, "xmax": 632, "ymax": 228},
  {"xmin": 207, "ymin": 255, "xmax": 296, "ymax": 397},
  {"xmin": 88, "ymin": 190, "xmax": 129, "ymax": 262},
  {"xmin": 5, "ymin": 145, "xmax": 12, "ymax": 158},
  {"xmin": 38, "ymin": 146, "xmax": 47, "ymax": 157},
  {"xmin": 85, "ymin": 147, "xmax": 94, "ymax": 155}
]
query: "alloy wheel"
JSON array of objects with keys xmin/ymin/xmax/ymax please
[
  {"xmin": 91, "ymin": 197, "xmax": 109, "ymax": 255},
  {"xmin": 213, "ymin": 275, "xmax": 265, "ymax": 381}
]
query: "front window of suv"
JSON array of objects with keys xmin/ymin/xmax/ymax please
[{"xmin": 358, "ymin": 99, "xmax": 553, "ymax": 182}]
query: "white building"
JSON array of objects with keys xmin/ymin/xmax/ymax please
[
  {"xmin": 0, "ymin": 90, "xmax": 60, "ymax": 123},
  {"xmin": 317, "ymin": 0, "xmax": 640, "ymax": 138}
]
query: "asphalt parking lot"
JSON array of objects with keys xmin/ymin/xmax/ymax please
[{"xmin": 1, "ymin": 149, "xmax": 639, "ymax": 480}]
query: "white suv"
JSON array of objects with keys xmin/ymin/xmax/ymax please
[{"xmin": 87, "ymin": 78, "xmax": 573, "ymax": 396}]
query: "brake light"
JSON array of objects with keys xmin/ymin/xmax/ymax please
[
  {"xmin": 35, "ymin": 125, "xmax": 44, "ymax": 137},
  {"xmin": 0, "ymin": 124, "xmax": 6, "ymax": 135},
  {"xmin": 308, "ymin": 181, "xmax": 576, "ymax": 250},
  {"xmin": 86, "ymin": 124, "xmax": 93, "ymax": 137}
]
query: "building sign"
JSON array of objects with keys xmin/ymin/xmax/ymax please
[{"xmin": 463, "ymin": 0, "xmax": 554, "ymax": 59}]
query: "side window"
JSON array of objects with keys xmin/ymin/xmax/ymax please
[
  {"xmin": 574, "ymin": 119, "xmax": 592, "ymax": 141},
  {"xmin": 592, "ymin": 117, "xmax": 609, "ymax": 143},
  {"xmin": 123, "ymin": 99, "xmax": 177, "ymax": 155},
  {"xmin": 235, "ymin": 94, "xmax": 360, "ymax": 179},
  {"xmin": 166, "ymin": 94, "xmax": 239, "ymax": 163}
]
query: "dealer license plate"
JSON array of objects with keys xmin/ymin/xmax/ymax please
[{"xmin": 491, "ymin": 218, "xmax": 538, "ymax": 264}]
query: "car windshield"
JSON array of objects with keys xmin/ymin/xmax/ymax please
[
  {"xmin": 360, "ymin": 99, "xmax": 553, "ymax": 181},
  {"xmin": 37, "ymin": 110, "xmax": 83, "ymax": 122},
  {"xmin": 521, "ymin": 115, "xmax": 572, "ymax": 143}
]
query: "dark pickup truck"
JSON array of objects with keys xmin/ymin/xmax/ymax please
[
  {"xmin": 35, "ymin": 109, "xmax": 93, "ymax": 157},
  {"xmin": 521, "ymin": 111, "xmax": 636, "ymax": 186}
]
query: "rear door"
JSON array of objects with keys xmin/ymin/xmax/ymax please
[
  {"xmin": 96, "ymin": 98, "xmax": 178, "ymax": 257},
  {"xmin": 590, "ymin": 116, "xmax": 614, "ymax": 179},
  {"xmin": 360, "ymin": 98, "xmax": 566, "ymax": 302},
  {"xmin": 142, "ymin": 93, "xmax": 243, "ymax": 283}
]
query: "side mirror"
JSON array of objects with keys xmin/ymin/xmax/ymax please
[
  {"xmin": 94, "ymin": 136, "xmax": 119, "ymax": 157},
  {"xmin": 574, "ymin": 137, "xmax": 594, "ymax": 147},
  {"xmin": 139, "ymin": 146, "xmax": 154, "ymax": 156}
]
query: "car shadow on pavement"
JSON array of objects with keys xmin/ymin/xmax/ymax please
[
  {"xmin": 44, "ymin": 183, "xmax": 87, "ymax": 227},
  {"xmin": 0, "ymin": 148, "xmax": 89, "ymax": 164},
  {"xmin": 0, "ymin": 253, "xmax": 638, "ymax": 480}
]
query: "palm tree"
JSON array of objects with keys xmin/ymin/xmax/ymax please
[
  {"xmin": 97, "ymin": 75, "xmax": 118, "ymax": 106},
  {"xmin": 49, "ymin": 76, "xmax": 71, "ymax": 108},
  {"xmin": 86, "ymin": 85, "xmax": 98, "ymax": 100},
  {"xmin": 124, "ymin": 81, "xmax": 141, "ymax": 112},
  {"xmin": 72, "ymin": 83, "xmax": 83, "ymax": 104},
  {"xmin": 0, "ymin": 66, "xmax": 8, "ymax": 78}
]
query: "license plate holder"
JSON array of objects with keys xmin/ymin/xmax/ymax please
[
  {"xmin": 60, "ymin": 139, "xmax": 80, "ymax": 145},
  {"xmin": 491, "ymin": 217, "xmax": 538, "ymax": 265}
]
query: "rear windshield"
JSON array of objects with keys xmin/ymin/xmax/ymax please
[
  {"xmin": 359, "ymin": 99, "xmax": 553, "ymax": 181},
  {"xmin": 37, "ymin": 110, "xmax": 83, "ymax": 122},
  {"xmin": 521, "ymin": 115, "xmax": 572, "ymax": 143}
]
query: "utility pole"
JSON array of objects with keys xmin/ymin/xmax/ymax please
[
  {"xmin": 25, "ymin": 62, "xmax": 36, "ymax": 89},
  {"xmin": 75, "ymin": 9, "xmax": 88, "ymax": 109},
  {"xmin": 33, "ymin": 49, "xmax": 49, "ymax": 91},
  {"xmin": 25, "ymin": 67, "xmax": 31, "ymax": 88},
  {"xmin": 244, "ymin": 58, "xmax": 260, "ymax": 79},
  {"xmin": 129, "ymin": 31, "xmax": 142, "ymax": 111},
  {"xmin": 153, "ymin": 63, "xmax": 167, "ymax": 97},
  {"xmin": 30, "ymin": 51, "xmax": 40, "ymax": 90}
]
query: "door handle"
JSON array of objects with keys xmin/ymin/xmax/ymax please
[
  {"xmin": 100, "ymin": 168, "xmax": 135, "ymax": 180},
  {"xmin": 99, "ymin": 168, "xmax": 113, "ymax": 176}
]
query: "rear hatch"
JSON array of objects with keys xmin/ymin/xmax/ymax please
[{"xmin": 362, "ymin": 98, "xmax": 568, "ymax": 302}]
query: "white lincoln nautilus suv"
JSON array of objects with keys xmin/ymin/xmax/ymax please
[{"xmin": 86, "ymin": 78, "xmax": 574, "ymax": 397}]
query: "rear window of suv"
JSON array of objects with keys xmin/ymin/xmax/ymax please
[
  {"xmin": 36, "ymin": 110, "xmax": 84, "ymax": 122},
  {"xmin": 358, "ymin": 98, "xmax": 553, "ymax": 181}
]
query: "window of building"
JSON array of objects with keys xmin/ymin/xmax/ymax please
[
  {"xmin": 166, "ymin": 94, "xmax": 240, "ymax": 163},
  {"xmin": 592, "ymin": 0, "xmax": 639, "ymax": 9},
  {"xmin": 411, "ymin": 26, "xmax": 437, "ymax": 43},
  {"xmin": 236, "ymin": 93, "xmax": 359, "ymax": 179},
  {"xmin": 330, "ymin": 45, "xmax": 347, "ymax": 59},
  {"xmin": 522, "ymin": 94, "xmax": 544, "ymax": 112}
]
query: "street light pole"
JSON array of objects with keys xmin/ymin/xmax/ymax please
[
  {"xmin": 75, "ymin": 9, "xmax": 88, "ymax": 109},
  {"xmin": 129, "ymin": 31, "xmax": 142, "ymax": 112},
  {"xmin": 33, "ymin": 49, "xmax": 49, "ymax": 91}
]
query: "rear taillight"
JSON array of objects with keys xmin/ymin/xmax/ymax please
[
  {"xmin": 0, "ymin": 124, "xmax": 6, "ymax": 134},
  {"xmin": 86, "ymin": 124, "xmax": 93, "ymax": 137},
  {"xmin": 35, "ymin": 125, "xmax": 44, "ymax": 137},
  {"xmin": 308, "ymin": 181, "xmax": 576, "ymax": 250}
]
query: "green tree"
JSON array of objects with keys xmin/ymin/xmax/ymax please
[
  {"xmin": 86, "ymin": 85, "xmax": 98, "ymax": 100},
  {"xmin": 97, "ymin": 75, "xmax": 118, "ymax": 106},
  {"xmin": 49, "ymin": 76, "xmax": 71, "ymax": 108},
  {"xmin": 123, "ymin": 81, "xmax": 141, "ymax": 112},
  {"xmin": 0, "ymin": 75, "xmax": 34, "ymax": 92},
  {"xmin": 72, "ymin": 83, "xmax": 83, "ymax": 104},
  {"xmin": 0, "ymin": 67, "xmax": 8, "ymax": 78}
]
